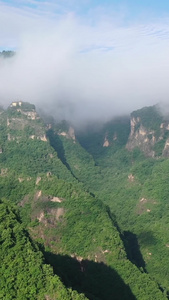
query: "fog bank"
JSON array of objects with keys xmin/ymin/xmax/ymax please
[{"xmin": 1, "ymin": 4, "xmax": 169, "ymax": 126}]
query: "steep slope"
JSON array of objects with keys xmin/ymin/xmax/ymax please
[
  {"xmin": 3, "ymin": 171, "xmax": 166, "ymax": 300},
  {"xmin": 0, "ymin": 102, "xmax": 167, "ymax": 299},
  {"xmin": 72, "ymin": 106, "xmax": 169, "ymax": 294},
  {"xmin": 0, "ymin": 199, "xmax": 87, "ymax": 300},
  {"xmin": 25, "ymin": 175, "xmax": 167, "ymax": 300},
  {"xmin": 46, "ymin": 125, "xmax": 102, "ymax": 192},
  {"xmin": 76, "ymin": 116, "xmax": 130, "ymax": 165},
  {"xmin": 126, "ymin": 105, "xmax": 169, "ymax": 157},
  {"xmin": 0, "ymin": 102, "xmax": 75, "ymax": 182}
]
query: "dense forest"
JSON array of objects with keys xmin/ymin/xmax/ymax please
[{"xmin": 0, "ymin": 101, "xmax": 169, "ymax": 299}]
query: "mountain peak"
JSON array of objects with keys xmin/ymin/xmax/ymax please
[{"xmin": 126, "ymin": 105, "xmax": 169, "ymax": 157}]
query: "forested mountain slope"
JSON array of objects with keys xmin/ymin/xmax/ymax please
[
  {"xmin": 71, "ymin": 105, "xmax": 169, "ymax": 295},
  {"xmin": 0, "ymin": 200, "xmax": 87, "ymax": 300},
  {"xmin": 0, "ymin": 101, "xmax": 168, "ymax": 299}
]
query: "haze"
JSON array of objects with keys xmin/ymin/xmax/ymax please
[{"xmin": 1, "ymin": 1, "xmax": 169, "ymax": 125}]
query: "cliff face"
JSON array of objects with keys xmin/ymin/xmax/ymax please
[
  {"xmin": 4, "ymin": 101, "xmax": 169, "ymax": 158},
  {"xmin": 58, "ymin": 126, "xmax": 76, "ymax": 141},
  {"xmin": 126, "ymin": 116, "xmax": 157, "ymax": 157},
  {"xmin": 126, "ymin": 105, "xmax": 169, "ymax": 157},
  {"xmin": 6, "ymin": 101, "xmax": 47, "ymax": 141}
]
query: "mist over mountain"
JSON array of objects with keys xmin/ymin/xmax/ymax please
[
  {"xmin": 2, "ymin": 1, "xmax": 169, "ymax": 299},
  {"xmin": 1, "ymin": 1, "xmax": 169, "ymax": 126}
]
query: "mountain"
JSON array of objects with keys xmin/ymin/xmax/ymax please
[
  {"xmin": 0, "ymin": 50, "xmax": 15, "ymax": 58},
  {"xmin": 72, "ymin": 105, "xmax": 169, "ymax": 295},
  {"xmin": 126, "ymin": 105, "xmax": 169, "ymax": 157},
  {"xmin": 0, "ymin": 199, "xmax": 87, "ymax": 300},
  {"xmin": 0, "ymin": 101, "xmax": 168, "ymax": 299}
]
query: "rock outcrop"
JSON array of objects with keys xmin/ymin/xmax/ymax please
[
  {"xmin": 126, "ymin": 117, "xmax": 156, "ymax": 157},
  {"xmin": 7, "ymin": 101, "xmax": 47, "ymax": 141},
  {"xmin": 126, "ymin": 105, "xmax": 169, "ymax": 157},
  {"xmin": 58, "ymin": 126, "xmax": 76, "ymax": 141}
]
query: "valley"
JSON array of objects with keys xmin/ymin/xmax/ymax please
[{"xmin": 0, "ymin": 101, "xmax": 169, "ymax": 299}]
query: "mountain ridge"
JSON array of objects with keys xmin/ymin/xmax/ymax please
[{"xmin": 0, "ymin": 100, "xmax": 169, "ymax": 299}]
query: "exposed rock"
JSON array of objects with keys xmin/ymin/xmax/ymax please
[
  {"xmin": 47, "ymin": 171, "xmax": 52, "ymax": 177},
  {"xmin": 139, "ymin": 127, "xmax": 147, "ymax": 136},
  {"xmin": 39, "ymin": 134, "xmax": 47, "ymax": 142},
  {"xmin": 126, "ymin": 120, "xmax": 156, "ymax": 157},
  {"xmin": 7, "ymin": 133, "xmax": 14, "ymax": 141},
  {"xmin": 10, "ymin": 101, "xmax": 22, "ymax": 107},
  {"xmin": 102, "ymin": 249, "xmax": 109, "ymax": 254},
  {"xmin": 71, "ymin": 254, "xmax": 83, "ymax": 262},
  {"xmin": 18, "ymin": 177, "xmax": 24, "ymax": 183},
  {"xmin": 50, "ymin": 197, "xmax": 63, "ymax": 203},
  {"xmin": 163, "ymin": 138, "xmax": 169, "ymax": 156},
  {"xmin": 37, "ymin": 212, "xmax": 45, "ymax": 223},
  {"xmin": 58, "ymin": 126, "xmax": 76, "ymax": 141},
  {"xmin": 36, "ymin": 190, "xmax": 42, "ymax": 198},
  {"xmin": 68, "ymin": 126, "xmax": 76, "ymax": 140},
  {"xmin": 102, "ymin": 131, "xmax": 117, "ymax": 147},
  {"xmin": 136, "ymin": 197, "xmax": 156, "ymax": 215},
  {"xmin": 30, "ymin": 135, "xmax": 35, "ymax": 140},
  {"xmin": 140, "ymin": 198, "xmax": 147, "ymax": 203},
  {"xmin": 0, "ymin": 168, "xmax": 8, "ymax": 176},
  {"xmin": 7, "ymin": 101, "xmax": 46, "ymax": 142},
  {"xmin": 46, "ymin": 123, "xmax": 52, "ymax": 130},
  {"xmin": 29, "ymin": 134, "xmax": 47, "ymax": 141},
  {"xmin": 128, "ymin": 174, "xmax": 135, "ymax": 182},
  {"xmin": 130, "ymin": 117, "xmax": 140, "ymax": 136},
  {"xmin": 126, "ymin": 106, "xmax": 169, "ymax": 157},
  {"xmin": 55, "ymin": 208, "xmax": 64, "ymax": 220},
  {"xmin": 59, "ymin": 131, "xmax": 67, "ymax": 137},
  {"xmin": 103, "ymin": 136, "xmax": 109, "ymax": 147},
  {"xmin": 36, "ymin": 208, "xmax": 64, "ymax": 225},
  {"xmin": 22, "ymin": 111, "xmax": 38, "ymax": 120},
  {"xmin": 36, "ymin": 177, "xmax": 41, "ymax": 185}
]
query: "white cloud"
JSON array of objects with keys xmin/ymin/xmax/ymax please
[{"xmin": 1, "ymin": 2, "xmax": 169, "ymax": 125}]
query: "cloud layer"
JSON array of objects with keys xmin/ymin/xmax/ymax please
[{"xmin": 1, "ymin": 2, "xmax": 169, "ymax": 125}]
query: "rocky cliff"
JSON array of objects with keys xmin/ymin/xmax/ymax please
[
  {"xmin": 6, "ymin": 101, "xmax": 47, "ymax": 141},
  {"xmin": 126, "ymin": 105, "xmax": 169, "ymax": 157}
]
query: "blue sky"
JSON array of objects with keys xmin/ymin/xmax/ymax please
[
  {"xmin": 1, "ymin": 0, "xmax": 169, "ymax": 50},
  {"xmin": 2, "ymin": 0, "xmax": 169, "ymax": 17},
  {"xmin": 3, "ymin": 0, "xmax": 169, "ymax": 11},
  {"xmin": 1, "ymin": 0, "xmax": 169, "ymax": 123}
]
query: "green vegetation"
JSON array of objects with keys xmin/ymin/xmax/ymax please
[
  {"xmin": 0, "ymin": 199, "xmax": 87, "ymax": 300},
  {"xmin": 1, "ymin": 102, "xmax": 169, "ymax": 299},
  {"xmin": 47, "ymin": 107, "xmax": 169, "ymax": 295},
  {"xmin": 76, "ymin": 117, "xmax": 130, "ymax": 162},
  {"xmin": 20, "ymin": 102, "xmax": 36, "ymax": 110},
  {"xmin": 131, "ymin": 105, "xmax": 163, "ymax": 132}
]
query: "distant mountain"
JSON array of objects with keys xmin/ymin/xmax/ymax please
[
  {"xmin": 0, "ymin": 50, "xmax": 15, "ymax": 58},
  {"xmin": 126, "ymin": 105, "xmax": 169, "ymax": 157}
]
